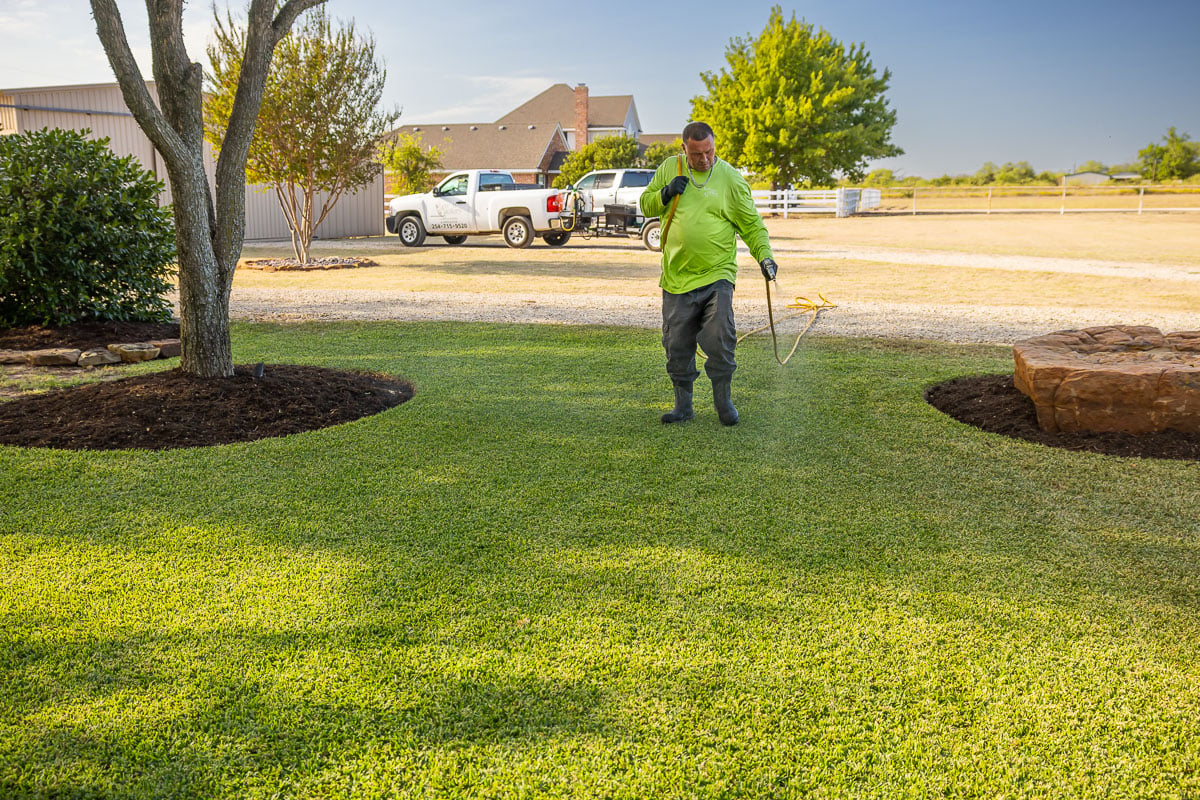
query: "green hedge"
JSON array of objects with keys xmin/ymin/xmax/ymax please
[{"xmin": 0, "ymin": 128, "xmax": 176, "ymax": 327}]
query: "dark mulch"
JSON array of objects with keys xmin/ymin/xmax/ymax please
[
  {"xmin": 0, "ymin": 322, "xmax": 413, "ymax": 451},
  {"xmin": 926, "ymin": 374, "xmax": 1200, "ymax": 462},
  {"xmin": 0, "ymin": 320, "xmax": 180, "ymax": 351}
]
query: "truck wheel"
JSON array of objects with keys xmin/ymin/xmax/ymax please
[
  {"xmin": 542, "ymin": 230, "xmax": 571, "ymax": 247},
  {"xmin": 642, "ymin": 220, "xmax": 662, "ymax": 252},
  {"xmin": 443, "ymin": 235, "xmax": 467, "ymax": 245},
  {"xmin": 397, "ymin": 215, "xmax": 426, "ymax": 247},
  {"xmin": 502, "ymin": 215, "xmax": 534, "ymax": 248}
]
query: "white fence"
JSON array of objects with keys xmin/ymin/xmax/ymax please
[{"xmin": 752, "ymin": 188, "xmax": 881, "ymax": 218}]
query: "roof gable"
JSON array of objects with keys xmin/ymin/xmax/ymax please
[{"xmin": 496, "ymin": 84, "xmax": 636, "ymax": 131}]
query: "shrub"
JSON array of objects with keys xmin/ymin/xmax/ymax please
[{"xmin": 0, "ymin": 128, "xmax": 176, "ymax": 328}]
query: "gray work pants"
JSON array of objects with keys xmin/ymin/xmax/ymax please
[{"xmin": 661, "ymin": 279, "xmax": 737, "ymax": 383}]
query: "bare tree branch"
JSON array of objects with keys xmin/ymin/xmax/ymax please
[{"xmin": 89, "ymin": 0, "xmax": 187, "ymax": 166}]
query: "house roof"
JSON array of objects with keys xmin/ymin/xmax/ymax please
[
  {"xmin": 639, "ymin": 133, "xmax": 681, "ymax": 146},
  {"xmin": 395, "ymin": 122, "xmax": 567, "ymax": 172},
  {"xmin": 496, "ymin": 83, "xmax": 635, "ymax": 129}
]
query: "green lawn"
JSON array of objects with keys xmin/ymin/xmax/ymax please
[{"xmin": 2, "ymin": 322, "xmax": 1198, "ymax": 799}]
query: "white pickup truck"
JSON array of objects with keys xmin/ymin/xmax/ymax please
[{"xmin": 385, "ymin": 170, "xmax": 569, "ymax": 248}]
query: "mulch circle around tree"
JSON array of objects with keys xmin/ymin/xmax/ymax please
[
  {"xmin": 926, "ymin": 374, "xmax": 1200, "ymax": 462},
  {"xmin": 0, "ymin": 321, "xmax": 413, "ymax": 451}
]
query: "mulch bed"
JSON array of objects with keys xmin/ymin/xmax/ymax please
[
  {"xmin": 925, "ymin": 374, "xmax": 1200, "ymax": 462},
  {"xmin": 0, "ymin": 321, "xmax": 180, "ymax": 352},
  {"xmin": 0, "ymin": 321, "xmax": 412, "ymax": 451}
]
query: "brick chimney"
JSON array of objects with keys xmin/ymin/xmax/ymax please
[{"xmin": 573, "ymin": 83, "xmax": 588, "ymax": 152}]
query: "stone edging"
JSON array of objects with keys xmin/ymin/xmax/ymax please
[{"xmin": 0, "ymin": 339, "xmax": 182, "ymax": 368}]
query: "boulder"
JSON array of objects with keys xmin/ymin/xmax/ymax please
[
  {"xmin": 0, "ymin": 350, "xmax": 26, "ymax": 364},
  {"xmin": 78, "ymin": 348, "xmax": 123, "ymax": 367},
  {"xmin": 108, "ymin": 343, "xmax": 161, "ymax": 363},
  {"xmin": 25, "ymin": 348, "xmax": 81, "ymax": 366},
  {"xmin": 149, "ymin": 339, "xmax": 181, "ymax": 358},
  {"xmin": 1013, "ymin": 325, "xmax": 1200, "ymax": 434}
]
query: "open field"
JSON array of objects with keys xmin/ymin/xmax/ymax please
[
  {"xmin": 3, "ymin": 323, "xmax": 1199, "ymax": 798},
  {"xmin": 868, "ymin": 187, "xmax": 1200, "ymax": 215}
]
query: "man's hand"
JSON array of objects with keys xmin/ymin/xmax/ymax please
[
  {"xmin": 759, "ymin": 257, "xmax": 778, "ymax": 281},
  {"xmin": 660, "ymin": 175, "xmax": 689, "ymax": 205}
]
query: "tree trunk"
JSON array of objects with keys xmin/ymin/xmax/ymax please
[{"xmin": 90, "ymin": 0, "xmax": 324, "ymax": 378}]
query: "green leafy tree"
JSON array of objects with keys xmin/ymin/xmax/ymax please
[
  {"xmin": 994, "ymin": 161, "xmax": 1036, "ymax": 184},
  {"xmin": 553, "ymin": 136, "xmax": 639, "ymax": 188},
  {"xmin": 1138, "ymin": 142, "xmax": 1166, "ymax": 181},
  {"xmin": 380, "ymin": 132, "xmax": 443, "ymax": 195},
  {"xmin": 862, "ymin": 168, "xmax": 894, "ymax": 186},
  {"xmin": 638, "ymin": 139, "xmax": 682, "ymax": 169},
  {"xmin": 1075, "ymin": 159, "xmax": 1109, "ymax": 175},
  {"xmin": 690, "ymin": 6, "xmax": 901, "ymax": 188},
  {"xmin": 1157, "ymin": 127, "xmax": 1198, "ymax": 180},
  {"xmin": 972, "ymin": 162, "xmax": 998, "ymax": 185},
  {"xmin": 205, "ymin": 7, "xmax": 398, "ymax": 263},
  {"xmin": 93, "ymin": 0, "xmax": 321, "ymax": 378},
  {"xmin": 0, "ymin": 129, "xmax": 175, "ymax": 327}
]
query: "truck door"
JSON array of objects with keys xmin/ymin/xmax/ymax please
[{"xmin": 428, "ymin": 173, "xmax": 473, "ymax": 233}]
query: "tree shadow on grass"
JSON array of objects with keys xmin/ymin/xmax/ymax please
[{"xmin": 2, "ymin": 623, "xmax": 604, "ymax": 799}]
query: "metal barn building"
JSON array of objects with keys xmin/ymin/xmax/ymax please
[{"xmin": 0, "ymin": 81, "xmax": 384, "ymax": 241}]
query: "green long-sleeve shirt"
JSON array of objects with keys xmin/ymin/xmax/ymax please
[{"xmin": 639, "ymin": 154, "xmax": 773, "ymax": 295}]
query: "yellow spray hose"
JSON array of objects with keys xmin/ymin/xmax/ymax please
[
  {"xmin": 743, "ymin": 281, "xmax": 836, "ymax": 366},
  {"xmin": 697, "ymin": 279, "xmax": 835, "ymax": 367}
]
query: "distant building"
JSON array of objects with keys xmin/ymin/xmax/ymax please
[
  {"xmin": 391, "ymin": 84, "xmax": 704, "ymax": 186},
  {"xmin": 498, "ymin": 83, "xmax": 640, "ymax": 151},
  {"xmin": 1063, "ymin": 171, "xmax": 1111, "ymax": 185},
  {"xmin": 1110, "ymin": 171, "xmax": 1142, "ymax": 182},
  {"xmin": 0, "ymin": 81, "xmax": 383, "ymax": 240}
]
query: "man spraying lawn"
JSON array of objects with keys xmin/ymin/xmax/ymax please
[{"xmin": 640, "ymin": 121, "xmax": 779, "ymax": 426}]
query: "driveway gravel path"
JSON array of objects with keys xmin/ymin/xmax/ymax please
[{"xmin": 223, "ymin": 243, "xmax": 1198, "ymax": 345}]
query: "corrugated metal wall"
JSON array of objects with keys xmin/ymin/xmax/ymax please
[
  {"xmin": 243, "ymin": 173, "xmax": 385, "ymax": 240},
  {"xmin": 1, "ymin": 82, "xmax": 384, "ymax": 241}
]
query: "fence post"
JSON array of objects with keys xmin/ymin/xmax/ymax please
[
  {"xmin": 987, "ymin": 188, "xmax": 992, "ymax": 214},
  {"xmin": 911, "ymin": 187, "xmax": 917, "ymax": 215},
  {"xmin": 1060, "ymin": 180, "xmax": 1067, "ymax": 215},
  {"xmin": 784, "ymin": 188, "xmax": 790, "ymax": 220},
  {"xmin": 1138, "ymin": 186, "xmax": 1144, "ymax": 215}
]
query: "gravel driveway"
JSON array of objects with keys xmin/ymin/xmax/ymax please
[{"xmin": 224, "ymin": 243, "xmax": 1198, "ymax": 345}]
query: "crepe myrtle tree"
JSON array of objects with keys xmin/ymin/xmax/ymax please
[
  {"xmin": 90, "ymin": 0, "xmax": 324, "ymax": 378},
  {"xmin": 205, "ymin": 7, "xmax": 398, "ymax": 264}
]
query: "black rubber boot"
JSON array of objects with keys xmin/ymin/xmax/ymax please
[
  {"xmin": 661, "ymin": 381, "xmax": 694, "ymax": 423},
  {"xmin": 713, "ymin": 379, "xmax": 739, "ymax": 426}
]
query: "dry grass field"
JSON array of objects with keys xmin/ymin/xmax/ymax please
[
  {"xmin": 234, "ymin": 213, "xmax": 1199, "ymax": 327},
  {"xmin": 870, "ymin": 187, "xmax": 1200, "ymax": 215}
]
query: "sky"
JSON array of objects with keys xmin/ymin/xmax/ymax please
[{"xmin": 2, "ymin": 0, "xmax": 1199, "ymax": 178}]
